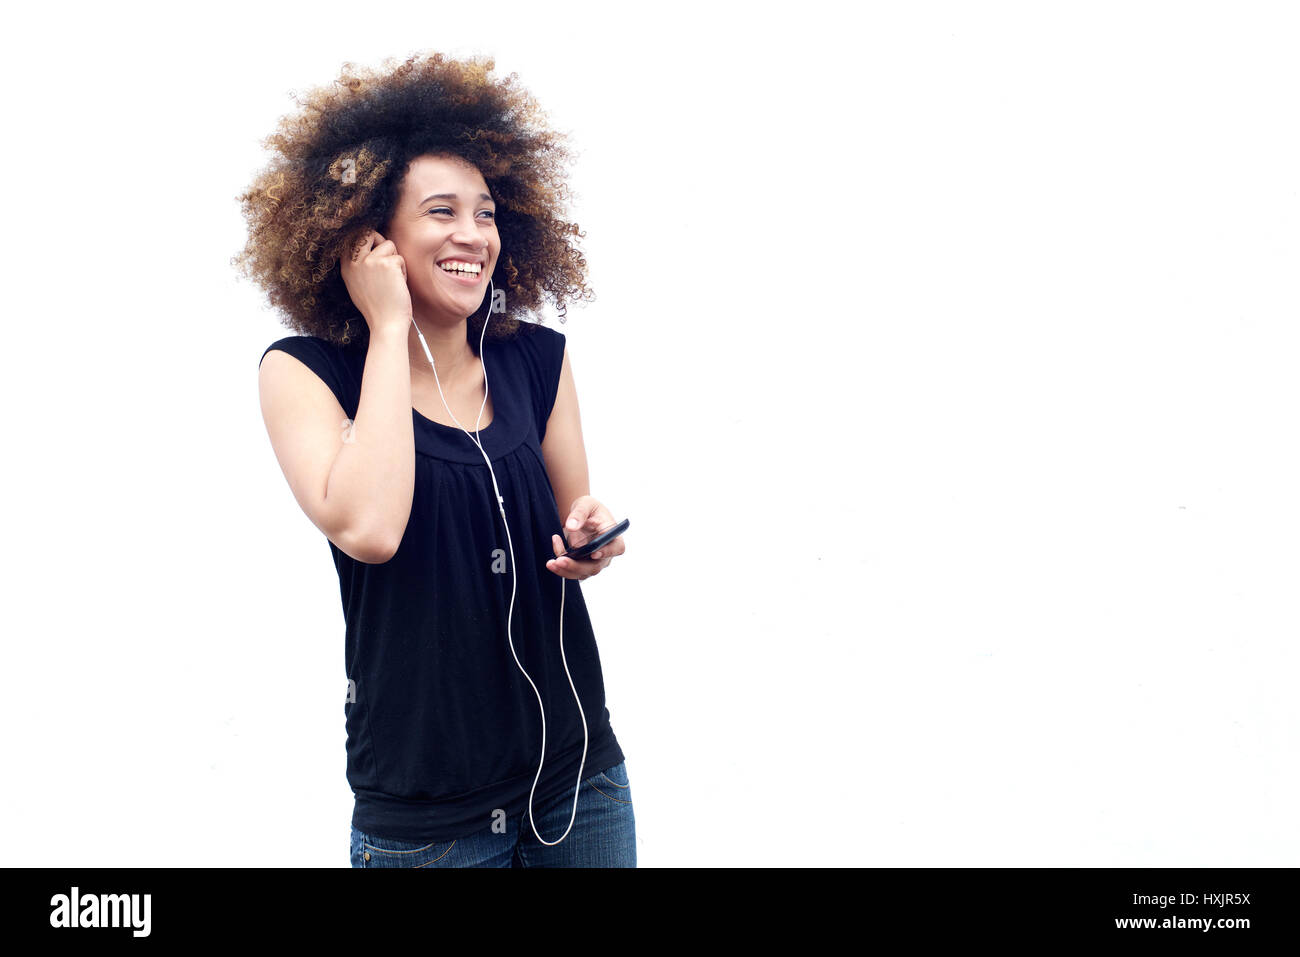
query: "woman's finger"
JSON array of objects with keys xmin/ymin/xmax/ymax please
[
  {"xmin": 546, "ymin": 551, "xmax": 610, "ymax": 580},
  {"xmin": 590, "ymin": 534, "xmax": 627, "ymax": 561}
]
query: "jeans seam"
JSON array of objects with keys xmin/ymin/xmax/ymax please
[
  {"xmin": 412, "ymin": 842, "xmax": 456, "ymax": 866},
  {"xmin": 362, "ymin": 838, "xmax": 458, "ymax": 860},
  {"xmin": 588, "ymin": 781, "xmax": 633, "ymax": 804}
]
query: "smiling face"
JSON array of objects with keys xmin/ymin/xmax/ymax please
[{"xmin": 384, "ymin": 153, "xmax": 499, "ymax": 326}]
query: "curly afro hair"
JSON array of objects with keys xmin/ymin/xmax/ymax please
[{"xmin": 231, "ymin": 52, "xmax": 593, "ymax": 353}]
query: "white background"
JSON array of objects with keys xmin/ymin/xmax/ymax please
[{"xmin": 1, "ymin": 1, "xmax": 1296, "ymax": 867}]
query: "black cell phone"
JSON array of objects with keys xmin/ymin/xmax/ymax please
[{"xmin": 561, "ymin": 518, "xmax": 630, "ymax": 561}]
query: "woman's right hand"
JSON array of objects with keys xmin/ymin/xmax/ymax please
[{"xmin": 340, "ymin": 229, "xmax": 413, "ymax": 337}]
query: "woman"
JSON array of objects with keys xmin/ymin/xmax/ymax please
[{"xmin": 234, "ymin": 53, "xmax": 635, "ymax": 867}]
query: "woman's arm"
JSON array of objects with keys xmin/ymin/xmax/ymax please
[
  {"xmin": 540, "ymin": 346, "xmax": 591, "ymax": 518},
  {"xmin": 541, "ymin": 347, "xmax": 625, "ymax": 579},
  {"xmin": 259, "ymin": 326, "xmax": 416, "ymax": 564}
]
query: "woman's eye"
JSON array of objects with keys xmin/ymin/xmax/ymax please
[{"xmin": 427, "ymin": 207, "xmax": 495, "ymax": 220}]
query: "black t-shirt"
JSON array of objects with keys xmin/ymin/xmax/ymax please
[{"xmin": 259, "ymin": 322, "xmax": 624, "ymax": 841}]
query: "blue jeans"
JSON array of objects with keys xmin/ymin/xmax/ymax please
[{"xmin": 349, "ymin": 760, "xmax": 636, "ymax": 867}]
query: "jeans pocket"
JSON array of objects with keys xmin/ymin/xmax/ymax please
[
  {"xmin": 587, "ymin": 761, "xmax": 632, "ymax": 804},
  {"xmin": 355, "ymin": 828, "xmax": 457, "ymax": 868}
]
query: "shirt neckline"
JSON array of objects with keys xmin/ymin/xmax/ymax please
[
  {"xmin": 401, "ymin": 336, "xmax": 529, "ymax": 464},
  {"xmin": 413, "ymin": 401, "xmax": 497, "ymax": 436}
]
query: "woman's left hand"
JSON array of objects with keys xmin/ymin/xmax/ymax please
[{"xmin": 547, "ymin": 495, "xmax": 625, "ymax": 580}]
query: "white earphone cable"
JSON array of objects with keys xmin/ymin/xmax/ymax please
[{"xmin": 411, "ymin": 278, "xmax": 588, "ymax": 846}]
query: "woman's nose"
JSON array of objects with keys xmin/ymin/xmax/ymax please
[{"xmin": 450, "ymin": 225, "xmax": 490, "ymax": 248}]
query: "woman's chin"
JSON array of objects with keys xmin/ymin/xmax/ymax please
[{"xmin": 411, "ymin": 291, "xmax": 481, "ymax": 322}]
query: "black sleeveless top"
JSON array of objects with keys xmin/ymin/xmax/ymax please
[{"xmin": 259, "ymin": 322, "xmax": 624, "ymax": 841}]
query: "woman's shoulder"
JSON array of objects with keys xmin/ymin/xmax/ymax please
[
  {"xmin": 262, "ymin": 332, "xmax": 350, "ymax": 360},
  {"xmin": 505, "ymin": 318, "xmax": 562, "ymax": 342},
  {"xmin": 260, "ymin": 333, "xmax": 361, "ymax": 414},
  {"xmin": 505, "ymin": 320, "xmax": 566, "ymax": 365}
]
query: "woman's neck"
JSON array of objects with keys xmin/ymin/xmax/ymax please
[{"xmin": 407, "ymin": 317, "xmax": 477, "ymax": 385}]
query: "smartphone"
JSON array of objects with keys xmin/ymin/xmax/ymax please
[{"xmin": 560, "ymin": 518, "xmax": 630, "ymax": 561}]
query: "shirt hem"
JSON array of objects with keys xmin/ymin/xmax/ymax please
[{"xmin": 349, "ymin": 724, "xmax": 625, "ymax": 843}]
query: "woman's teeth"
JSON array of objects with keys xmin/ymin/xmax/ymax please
[{"xmin": 439, "ymin": 261, "xmax": 482, "ymax": 275}]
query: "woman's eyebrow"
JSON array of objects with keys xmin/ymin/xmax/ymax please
[{"xmin": 418, "ymin": 192, "xmax": 495, "ymax": 207}]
